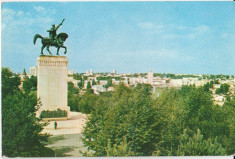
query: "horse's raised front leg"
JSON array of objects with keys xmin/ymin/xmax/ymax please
[
  {"xmin": 41, "ymin": 45, "xmax": 46, "ymax": 55},
  {"xmin": 57, "ymin": 47, "xmax": 60, "ymax": 56},
  {"xmin": 46, "ymin": 46, "xmax": 52, "ymax": 55}
]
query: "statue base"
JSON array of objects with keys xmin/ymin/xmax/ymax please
[{"xmin": 37, "ymin": 55, "xmax": 69, "ymax": 119}]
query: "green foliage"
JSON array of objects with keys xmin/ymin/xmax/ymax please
[
  {"xmin": 77, "ymin": 76, "xmax": 86, "ymax": 89},
  {"xmin": 177, "ymin": 129, "xmax": 226, "ymax": 156},
  {"xmin": 209, "ymin": 80, "xmax": 214, "ymax": 88},
  {"xmin": 203, "ymin": 82, "xmax": 210, "ymax": 92},
  {"xmin": 153, "ymin": 73, "xmax": 201, "ymax": 79},
  {"xmin": 23, "ymin": 68, "xmax": 27, "ymax": 75},
  {"xmin": 68, "ymin": 82, "xmax": 79, "ymax": 94},
  {"xmin": 77, "ymin": 82, "xmax": 83, "ymax": 89},
  {"xmin": 154, "ymin": 88, "xmax": 185, "ymax": 156},
  {"xmin": 86, "ymin": 81, "xmax": 92, "ymax": 89},
  {"xmin": 22, "ymin": 75, "xmax": 37, "ymax": 93},
  {"xmin": 78, "ymin": 91, "xmax": 98, "ymax": 114},
  {"xmin": 81, "ymin": 84, "xmax": 234, "ymax": 156},
  {"xmin": 2, "ymin": 67, "xmax": 53, "ymax": 157},
  {"xmin": 97, "ymin": 76, "xmax": 123, "ymax": 81},
  {"xmin": 222, "ymin": 98, "xmax": 235, "ymax": 154},
  {"xmin": 2, "ymin": 67, "xmax": 21, "ymax": 98},
  {"xmin": 73, "ymin": 73, "xmax": 83, "ymax": 80},
  {"xmin": 2, "ymin": 68, "xmax": 54, "ymax": 157},
  {"xmin": 92, "ymin": 79, "xmax": 96, "ymax": 86},
  {"xmin": 68, "ymin": 81, "xmax": 80, "ymax": 111},
  {"xmin": 214, "ymin": 79, "xmax": 220, "ymax": 84},
  {"xmin": 68, "ymin": 82, "xmax": 99, "ymax": 113},
  {"xmin": 82, "ymin": 84, "xmax": 162, "ymax": 156},
  {"xmin": 215, "ymin": 83, "xmax": 230, "ymax": 95},
  {"xmin": 40, "ymin": 109, "xmax": 67, "ymax": 118},
  {"xmin": 83, "ymin": 76, "xmax": 88, "ymax": 81},
  {"xmin": 106, "ymin": 137, "xmax": 135, "ymax": 156},
  {"xmin": 64, "ymin": 72, "xmax": 235, "ymax": 157},
  {"xmin": 104, "ymin": 78, "xmax": 113, "ymax": 89},
  {"xmin": 155, "ymin": 85, "xmax": 231, "ymax": 156}
]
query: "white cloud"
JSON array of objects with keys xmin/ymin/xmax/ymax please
[
  {"xmin": 221, "ymin": 33, "xmax": 229, "ymax": 39},
  {"xmin": 162, "ymin": 25, "xmax": 210, "ymax": 40},
  {"xmin": 34, "ymin": 6, "xmax": 46, "ymax": 13},
  {"xmin": 138, "ymin": 22, "xmax": 154, "ymax": 29},
  {"xmin": 126, "ymin": 48, "xmax": 193, "ymax": 62},
  {"xmin": 51, "ymin": 9, "xmax": 56, "ymax": 14},
  {"xmin": 162, "ymin": 33, "xmax": 196, "ymax": 40},
  {"xmin": 2, "ymin": 7, "xmax": 55, "ymax": 55},
  {"xmin": 177, "ymin": 25, "xmax": 188, "ymax": 30},
  {"xmin": 137, "ymin": 22, "xmax": 210, "ymax": 40},
  {"xmin": 16, "ymin": 10, "xmax": 24, "ymax": 17},
  {"xmin": 33, "ymin": 6, "xmax": 56, "ymax": 15},
  {"xmin": 2, "ymin": 8, "xmax": 15, "ymax": 16},
  {"xmin": 192, "ymin": 25, "xmax": 210, "ymax": 34}
]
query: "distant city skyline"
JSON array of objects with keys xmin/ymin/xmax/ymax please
[{"xmin": 2, "ymin": 2, "xmax": 235, "ymax": 75}]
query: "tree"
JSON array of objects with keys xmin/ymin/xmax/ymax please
[
  {"xmin": 222, "ymin": 98, "xmax": 235, "ymax": 154},
  {"xmin": 23, "ymin": 68, "xmax": 27, "ymax": 75},
  {"xmin": 81, "ymin": 84, "xmax": 233, "ymax": 156},
  {"xmin": 215, "ymin": 83, "xmax": 230, "ymax": 95},
  {"xmin": 78, "ymin": 92, "xmax": 98, "ymax": 114},
  {"xmin": 177, "ymin": 129, "xmax": 226, "ymax": 156},
  {"xmin": 2, "ymin": 67, "xmax": 21, "ymax": 98},
  {"xmin": 2, "ymin": 92, "xmax": 52, "ymax": 157},
  {"xmin": 92, "ymin": 79, "xmax": 96, "ymax": 86},
  {"xmin": 106, "ymin": 137, "xmax": 135, "ymax": 156},
  {"xmin": 68, "ymin": 81, "xmax": 79, "ymax": 94},
  {"xmin": 154, "ymin": 88, "xmax": 184, "ymax": 156},
  {"xmin": 22, "ymin": 76, "xmax": 37, "ymax": 93},
  {"xmin": 73, "ymin": 73, "xmax": 82, "ymax": 80},
  {"xmin": 86, "ymin": 81, "xmax": 92, "ymax": 89},
  {"xmin": 203, "ymin": 82, "xmax": 210, "ymax": 92},
  {"xmin": 68, "ymin": 82, "xmax": 80, "ymax": 111},
  {"xmin": 154, "ymin": 85, "xmax": 229, "ymax": 155},
  {"xmin": 104, "ymin": 78, "xmax": 113, "ymax": 89},
  {"xmin": 2, "ymin": 67, "xmax": 53, "ymax": 157},
  {"xmin": 82, "ymin": 84, "xmax": 162, "ymax": 156}
]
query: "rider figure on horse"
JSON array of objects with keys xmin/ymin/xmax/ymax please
[{"xmin": 47, "ymin": 19, "xmax": 65, "ymax": 42}]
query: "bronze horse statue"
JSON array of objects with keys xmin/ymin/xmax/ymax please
[{"xmin": 33, "ymin": 32, "xmax": 68, "ymax": 56}]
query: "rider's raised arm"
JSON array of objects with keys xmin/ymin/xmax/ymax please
[
  {"xmin": 55, "ymin": 24, "xmax": 62, "ymax": 30},
  {"xmin": 55, "ymin": 19, "xmax": 65, "ymax": 30}
]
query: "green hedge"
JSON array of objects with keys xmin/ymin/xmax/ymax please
[{"xmin": 40, "ymin": 109, "xmax": 67, "ymax": 118}]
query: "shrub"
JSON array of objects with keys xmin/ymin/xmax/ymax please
[{"xmin": 40, "ymin": 109, "xmax": 67, "ymax": 118}]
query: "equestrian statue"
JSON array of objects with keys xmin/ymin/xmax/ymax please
[{"xmin": 33, "ymin": 19, "xmax": 68, "ymax": 56}]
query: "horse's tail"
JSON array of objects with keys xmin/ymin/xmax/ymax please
[{"xmin": 33, "ymin": 34, "xmax": 43, "ymax": 45}]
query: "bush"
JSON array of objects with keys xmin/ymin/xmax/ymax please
[
  {"xmin": 39, "ymin": 147, "xmax": 55, "ymax": 157},
  {"xmin": 40, "ymin": 109, "xmax": 67, "ymax": 118}
]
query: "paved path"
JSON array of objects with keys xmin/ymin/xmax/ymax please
[
  {"xmin": 41, "ymin": 112, "xmax": 88, "ymax": 157},
  {"xmin": 41, "ymin": 112, "xmax": 87, "ymax": 135},
  {"xmin": 47, "ymin": 133, "xmax": 86, "ymax": 157}
]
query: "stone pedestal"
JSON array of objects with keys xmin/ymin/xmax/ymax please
[{"xmin": 37, "ymin": 55, "xmax": 69, "ymax": 119}]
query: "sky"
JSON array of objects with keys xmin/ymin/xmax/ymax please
[{"xmin": 1, "ymin": 2, "xmax": 235, "ymax": 75}]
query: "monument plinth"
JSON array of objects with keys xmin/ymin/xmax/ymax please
[{"xmin": 37, "ymin": 55, "xmax": 69, "ymax": 119}]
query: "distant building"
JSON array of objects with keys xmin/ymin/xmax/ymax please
[
  {"xmin": 86, "ymin": 69, "xmax": 93, "ymax": 76},
  {"xmin": 92, "ymin": 85, "xmax": 106, "ymax": 94},
  {"xmin": 113, "ymin": 69, "xmax": 116, "ymax": 74},
  {"xmin": 68, "ymin": 70, "xmax": 74, "ymax": 76},
  {"xmin": 107, "ymin": 87, "xmax": 115, "ymax": 92},
  {"xmin": 99, "ymin": 80, "xmax": 108, "ymax": 86},
  {"xmin": 30, "ymin": 66, "xmax": 37, "ymax": 76}
]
